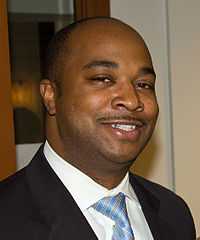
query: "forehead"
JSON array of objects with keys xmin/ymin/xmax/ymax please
[{"xmin": 64, "ymin": 20, "xmax": 153, "ymax": 69}]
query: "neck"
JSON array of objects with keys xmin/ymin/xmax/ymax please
[
  {"xmin": 90, "ymin": 171, "xmax": 129, "ymax": 190},
  {"xmin": 59, "ymin": 151, "xmax": 130, "ymax": 189}
]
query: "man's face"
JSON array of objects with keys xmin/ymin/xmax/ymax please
[{"xmin": 53, "ymin": 23, "xmax": 158, "ymax": 173}]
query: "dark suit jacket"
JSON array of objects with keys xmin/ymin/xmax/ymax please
[{"xmin": 0, "ymin": 146, "xmax": 196, "ymax": 239}]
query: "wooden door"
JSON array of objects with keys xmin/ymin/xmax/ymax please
[
  {"xmin": 74, "ymin": 0, "xmax": 110, "ymax": 20},
  {"xmin": 0, "ymin": 0, "xmax": 16, "ymax": 180}
]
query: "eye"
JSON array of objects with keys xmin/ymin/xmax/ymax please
[
  {"xmin": 135, "ymin": 80, "xmax": 155, "ymax": 90},
  {"xmin": 90, "ymin": 75, "xmax": 114, "ymax": 85},
  {"xmin": 93, "ymin": 77, "xmax": 110, "ymax": 82}
]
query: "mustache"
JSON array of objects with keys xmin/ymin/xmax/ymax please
[{"xmin": 96, "ymin": 114, "xmax": 146, "ymax": 124}]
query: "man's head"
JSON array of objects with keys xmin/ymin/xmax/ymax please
[{"xmin": 40, "ymin": 17, "xmax": 159, "ymax": 187}]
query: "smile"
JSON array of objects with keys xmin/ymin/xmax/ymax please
[{"xmin": 111, "ymin": 124, "xmax": 136, "ymax": 131}]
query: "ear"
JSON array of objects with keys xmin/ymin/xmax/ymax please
[{"xmin": 40, "ymin": 79, "xmax": 56, "ymax": 116}]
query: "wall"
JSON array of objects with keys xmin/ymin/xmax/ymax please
[
  {"xmin": 111, "ymin": 0, "xmax": 199, "ymax": 236},
  {"xmin": 16, "ymin": 144, "xmax": 41, "ymax": 170},
  {"xmin": 168, "ymin": 0, "xmax": 200, "ymax": 235}
]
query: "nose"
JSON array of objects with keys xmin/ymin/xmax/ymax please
[{"xmin": 111, "ymin": 82, "xmax": 144, "ymax": 112}]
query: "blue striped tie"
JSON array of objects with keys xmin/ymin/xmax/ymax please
[{"xmin": 92, "ymin": 192, "xmax": 134, "ymax": 240}]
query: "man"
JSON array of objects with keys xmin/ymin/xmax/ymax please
[{"xmin": 0, "ymin": 17, "xmax": 196, "ymax": 239}]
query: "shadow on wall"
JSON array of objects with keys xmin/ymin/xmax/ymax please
[{"xmin": 130, "ymin": 135, "xmax": 158, "ymax": 179}]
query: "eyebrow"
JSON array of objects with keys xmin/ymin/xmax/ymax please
[
  {"xmin": 82, "ymin": 60, "xmax": 156, "ymax": 78},
  {"xmin": 138, "ymin": 67, "xmax": 156, "ymax": 78},
  {"xmin": 83, "ymin": 60, "xmax": 119, "ymax": 70}
]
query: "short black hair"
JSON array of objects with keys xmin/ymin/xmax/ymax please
[{"xmin": 43, "ymin": 20, "xmax": 78, "ymax": 86}]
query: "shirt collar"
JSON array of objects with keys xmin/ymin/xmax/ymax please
[{"xmin": 44, "ymin": 141, "xmax": 139, "ymax": 211}]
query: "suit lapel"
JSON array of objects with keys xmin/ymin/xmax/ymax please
[
  {"xmin": 25, "ymin": 146, "xmax": 98, "ymax": 240},
  {"xmin": 130, "ymin": 174, "xmax": 175, "ymax": 240}
]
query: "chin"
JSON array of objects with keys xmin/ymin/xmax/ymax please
[{"xmin": 101, "ymin": 148, "xmax": 141, "ymax": 166}]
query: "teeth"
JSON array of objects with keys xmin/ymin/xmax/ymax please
[{"xmin": 111, "ymin": 124, "xmax": 136, "ymax": 131}]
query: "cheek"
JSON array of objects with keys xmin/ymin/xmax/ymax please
[
  {"xmin": 72, "ymin": 92, "xmax": 110, "ymax": 113},
  {"xmin": 143, "ymin": 97, "xmax": 159, "ymax": 120}
]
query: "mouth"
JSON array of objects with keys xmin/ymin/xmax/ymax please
[
  {"xmin": 99, "ymin": 119, "xmax": 145, "ymax": 141},
  {"xmin": 111, "ymin": 123, "xmax": 138, "ymax": 132}
]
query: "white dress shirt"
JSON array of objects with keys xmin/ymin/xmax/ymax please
[{"xmin": 44, "ymin": 141, "xmax": 154, "ymax": 240}]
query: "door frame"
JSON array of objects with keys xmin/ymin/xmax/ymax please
[{"xmin": 0, "ymin": 0, "xmax": 16, "ymax": 180}]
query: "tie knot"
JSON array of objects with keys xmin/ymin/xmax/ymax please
[
  {"xmin": 92, "ymin": 192, "xmax": 134, "ymax": 239},
  {"xmin": 93, "ymin": 192, "xmax": 128, "ymax": 227}
]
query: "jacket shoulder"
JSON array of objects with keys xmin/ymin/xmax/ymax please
[
  {"xmin": 0, "ymin": 167, "xmax": 34, "ymax": 213},
  {"xmin": 131, "ymin": 174, "xmax": 196, "ymax": 238},
  {"xmin": 132, "ymin": 173, "xmax": 190, "ymax": 211}
]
